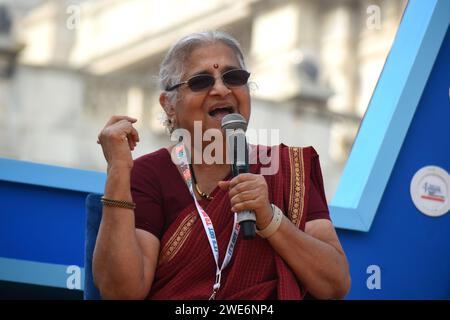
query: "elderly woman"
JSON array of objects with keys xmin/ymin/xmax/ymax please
[{"xmin": 93, "ymin": 31, "xmax": 350, "ymax": 300}]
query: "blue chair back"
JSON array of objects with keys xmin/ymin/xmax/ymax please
[{"xmin": 84, "ymin": 193, "xmax": 103, "ymax": 300}]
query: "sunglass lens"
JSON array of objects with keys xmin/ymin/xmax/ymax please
[
  {"xmin": 188, "ymin": 75, "xmax": 214, "ymax": 91},
  {"xmin": 223, "ymin": 70, "xmax": 250, "ymax": 86}
]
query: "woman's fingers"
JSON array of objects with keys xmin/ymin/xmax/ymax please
[
  {"xmin": 99, "ymin": 118, "xmax": 137, "ymax": 140},
  {"xmin": 220, "ymin": 174, "xmax": 267, "ymax": 199},
  {"xmin": 231, "ymin": 199, "xmax": 260, "ymax": 213},
  {"xmin": 222, "ymin": 173, "xmax": 270, "ymax": 217},
  {"xmin": 218, "ymin": 180, "xmax": 231, "ymax": 190},
  {"xmin": 230, "ymin": 190, "xmax": 257, "ymax": 207},
  {"xmin": 113, "ymin": 119, "xmax": 140, "ymax": 149},
  {"xmin": 105, "ymin": 115, "xmax": 137, "ymax": 127},
  {"xmin": 98, "ymin": 116, "xmax": 140, "ymax": 152},
  {"xmin": 228, "ymin": 173, "xmax": 252, "ymax": 186},
  {"xmin": 130, "ymin": 126, "xmax": 140, "ymax": 144},
  {"xmin": 126, "ymin": 135, "xmax": 134, "ymax": 150},
  {"xmin": 96, "ymin": 115, "xmax": 140, "ymax": 169},
  {"xmin": 128, "ymin": 125, "xmax": 140, "ymax": 151},
  {"xmin": 228, "ymin": 180, "xmax": 260, "ymax": 198},
  {"xmin": 219, "ymin": 177, "xmax": 262, "ymax": 194}
]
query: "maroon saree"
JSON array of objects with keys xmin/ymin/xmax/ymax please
[{"xmin": 131, "ymin": 144, "xmax": 330, "ymax": 300}]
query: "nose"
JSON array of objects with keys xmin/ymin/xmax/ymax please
[{"xmin": 209, "ymin": 76, "xmax": 231, "ymax": 97}]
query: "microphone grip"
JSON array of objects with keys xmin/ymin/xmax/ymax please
[
  {"xmin": 240, "ymin": 220, "xmax": 256, "ymax": 240},
  {"xmin": 236, "ymin": 210, "xmax": 256, "ymax": 240}
]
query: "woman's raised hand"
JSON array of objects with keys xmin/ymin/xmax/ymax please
[{"xmin": 97, "ymin": 115, "xmax": 140, "ymax": 171}]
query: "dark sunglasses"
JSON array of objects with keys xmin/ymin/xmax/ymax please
[{"xmin": 165, "ymin": 69, "xmax": 250, "ymax": 92}]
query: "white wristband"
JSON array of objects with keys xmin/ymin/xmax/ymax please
[{"xmin": 256, "ymin": 204, "xmax": 283, "ymax": 239}]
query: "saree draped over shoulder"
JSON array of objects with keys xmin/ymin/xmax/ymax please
[{"xmin": 131, "ymin": 144, "xmax": 330, "ymax": 300}]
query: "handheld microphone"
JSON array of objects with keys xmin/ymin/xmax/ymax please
[{"xmin": 221, "ymin": 113, "xmax": 256, "ymax": 240}]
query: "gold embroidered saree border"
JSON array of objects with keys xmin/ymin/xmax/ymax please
[
  {"xmin": 288, "ymin": 147, "xmax": 305, "ymax": 227},
  {"xmin": 158, "ymin": 211, "xmax": 198, "ymax": 265}
]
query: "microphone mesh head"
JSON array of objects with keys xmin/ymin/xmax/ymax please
[{"xmin": 221, "ymin": 113, "xmax": 247, "ymax": 131}]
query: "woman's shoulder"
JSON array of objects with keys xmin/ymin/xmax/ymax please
[
  {"xmin": 131, "ymin": 147, "xmax": 172, "ymax": 181},
  {"xmin": 255, "ymin": 143, "xmax": 319, "ymax": 158},
  {"xmin": 250, "ymin": 144, "xmax": 320, "ymax": 177},
  {"xmin": 134, "ymin": 147, "xmax": 171, "ymax": 167}
]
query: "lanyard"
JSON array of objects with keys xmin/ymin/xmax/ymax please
[{"xmin": 173, "ymin": 143, "xmax": 240, "ymax": 300}]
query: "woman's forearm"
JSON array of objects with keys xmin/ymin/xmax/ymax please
[
  {"xmin": 267, "ymin": 216, "xmax": 350, "ymax": 299},
  {"xmin": 92, "ymin": 166, "xmax": 148, "ymax": 299}
]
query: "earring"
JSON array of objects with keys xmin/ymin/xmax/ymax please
[{"xmin": 170, "ymin": 117, "xmax": 177, "ymax": 129}]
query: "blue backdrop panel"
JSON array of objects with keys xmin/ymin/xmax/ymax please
[
  {"xmin": 0, "ymin": 181, "xmax": 86, "ymax": 267},
  {"xmin": 338, "ymin": 27, "xmax": 450, "ymax": 299}
]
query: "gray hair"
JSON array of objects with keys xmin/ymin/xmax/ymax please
[{"xmin": 159, "ymin": 31, "xmax": 247, "ymax": 132}]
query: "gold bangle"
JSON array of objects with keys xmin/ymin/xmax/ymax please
[
  {"xmin": 101, "ymin": 197, "xmax": 136, "ymax": 210},
  {"xmin": 256, "ymin": 204, "xmax": 283, "ymax": 239}
]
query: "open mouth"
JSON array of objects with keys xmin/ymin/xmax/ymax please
[{"xmin": 208, "ymin": 106, "xmax": 234, "ymax": 120}]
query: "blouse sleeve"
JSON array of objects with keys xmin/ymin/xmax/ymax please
[
  {"xmin": 306, "ymin": 148, "xmax": 331, "ymax": 222},
  {"xmin": 130, "ymin": 155, "xmax": 165, "ymax": 239}
]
